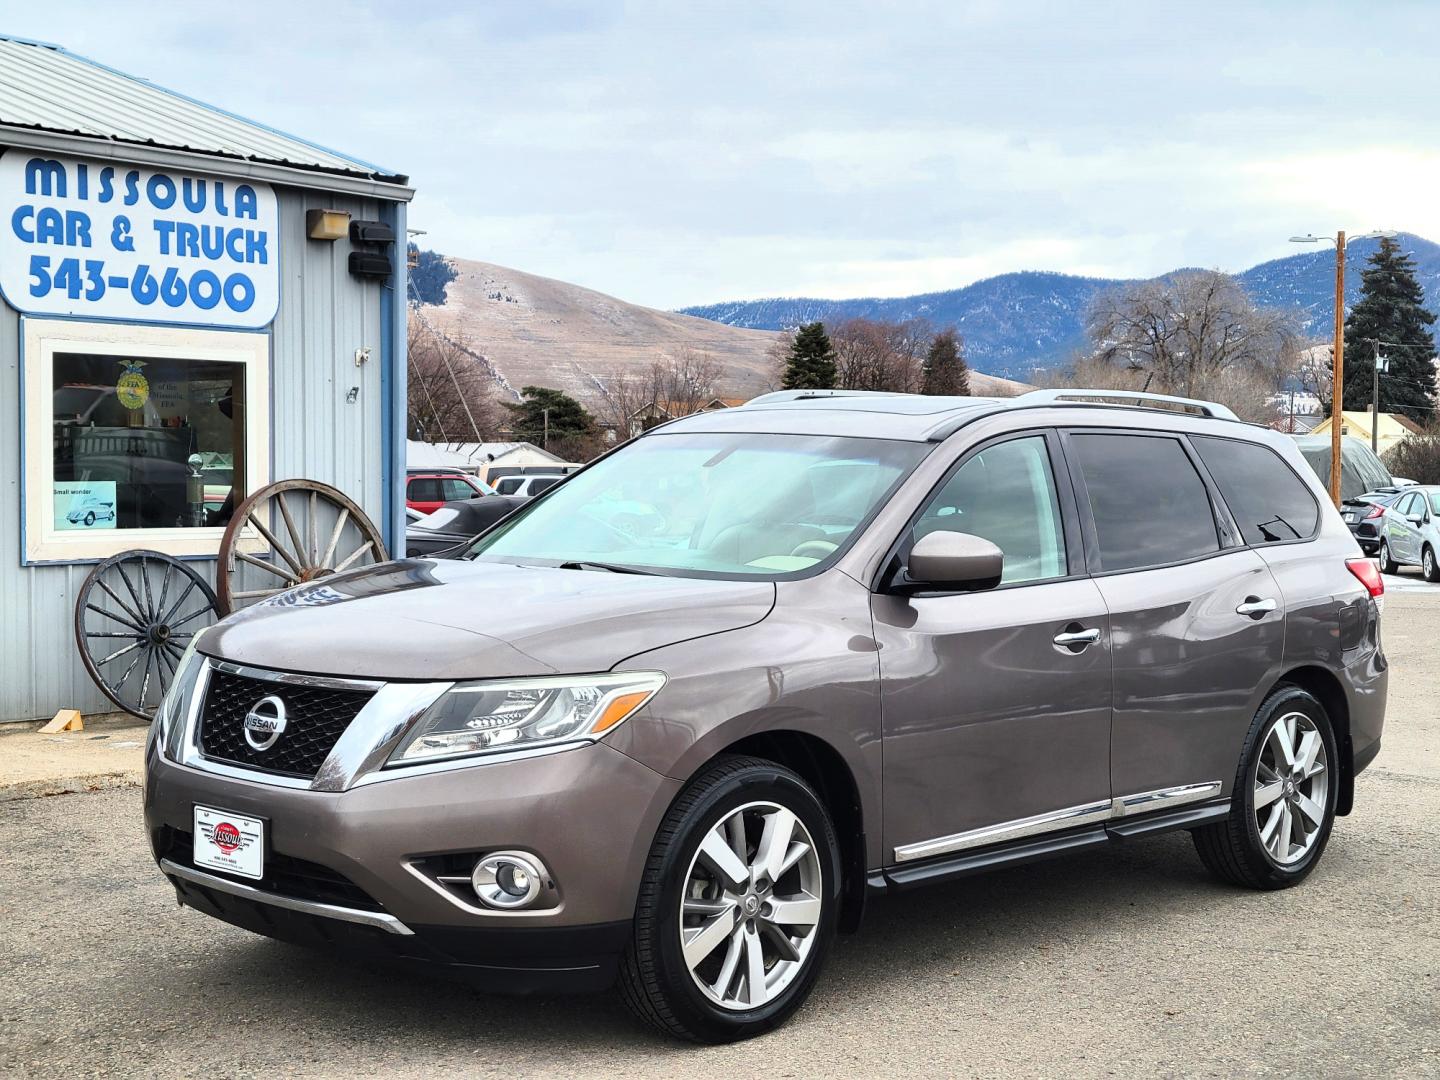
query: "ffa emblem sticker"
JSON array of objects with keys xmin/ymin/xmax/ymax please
[{"xmin": 116, "ymin": 360, "xmax": 150, "ymax": 410}]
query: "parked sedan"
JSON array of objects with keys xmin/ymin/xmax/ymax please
[
  {"xmin": 406, "ymin": 472, "xmax": 495, "ymax": 515},
  {"xmin": 405, "ymin": 495, "xmax": 528, "ymax": 558},
  {"xmin": 1341, "ymin": 490, "xmax": 1402, "ymax": 555},
  {"xmin": 1375, "ymin": 485, "xmax": 1440, "ymax": 581}
]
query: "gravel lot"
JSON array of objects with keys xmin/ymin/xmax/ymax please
[{"xmin": 2, "ymin": 597, "xmax": 1436, "ymax": 1079}]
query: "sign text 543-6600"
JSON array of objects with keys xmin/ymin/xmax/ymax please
[{"xmin": 0, "ymin": 152, "xmax": 279, "ymax": 329}]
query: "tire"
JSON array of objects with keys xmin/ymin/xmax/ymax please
[
  {"xmin": 620, "ymin": 755, "xmax": 841, "ymax": 1043},
  {"xmin": 1192, "ymin": 685, "xmax": 1339, "ymax": 890},
  {"xmin": 1377, "ymin": 538, "xmax": 1397, "ymax": 575},
  {"xmin": 83, "ymin": 511, "xmax": 95, "ymax": 526},
  {"xmin": 1424, "ymin": 545, "xmax": 1440, "ymax": 584}
]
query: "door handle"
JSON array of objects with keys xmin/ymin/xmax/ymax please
[
  {"xmin": 1236, "ymin": 596, "xmax": 1278, "ymax": 617},
  {"xmin": 1053, "ymin": 627, "xmax": 1101, "ymax": 647}
]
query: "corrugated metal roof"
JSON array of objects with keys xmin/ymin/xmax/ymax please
[{"xmin": 0, "ymin": 34, "xmax": 405, "ymax": 184}]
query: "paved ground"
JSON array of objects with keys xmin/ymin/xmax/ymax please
[
  {"xmin": 1, "ymin": 599, "xmax": 1437, "ymax": 1078},
  {"xmin": 0, "ymin": 711, "xmax": 146, "ymax": 802}
]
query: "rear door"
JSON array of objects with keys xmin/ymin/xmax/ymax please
[{"xmin": 1063, "ymin": 430, "xmax": 1284, "ymax": 809}]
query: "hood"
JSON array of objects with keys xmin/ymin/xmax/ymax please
[{"xmin": 201, "ymin": 559, "xmax": 776, "ymax": 681}]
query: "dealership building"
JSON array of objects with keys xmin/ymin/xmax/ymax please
[{"xmin": 0, "ymin": 35, "xmax": 413, "ymax": 721}]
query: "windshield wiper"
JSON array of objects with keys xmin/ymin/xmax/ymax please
[{"xmin": 557, "ymin": 560, "xmax": 662, "ymax": 576}]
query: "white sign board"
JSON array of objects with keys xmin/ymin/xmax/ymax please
[{"xmin": 0, "ymin": 151, "xmax": 279, "ymax": 328}]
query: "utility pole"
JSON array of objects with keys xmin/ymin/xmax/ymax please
[
  {"xmin": 542, "ymin": 406, "xmax": 550, "ymax": 451},
  {"xmin": 1371, "ymin": 340, "xmax": 1388, "ymax": 453},
  {"xmin": 1331, "ymin": 230, "xmax": 1346, "ymax": 507}
]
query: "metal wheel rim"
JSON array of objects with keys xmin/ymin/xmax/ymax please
[
  {"xmin": 73, "ymin": 550, "xmax": 219, "ymax": 720},
  {"xmin": 216, "ymin": 479, "xmax": 388, "ymax": 614},
  {"xmin": 679, "ymin": 800, "xmax": 824, "ymax": 1012},
  {"xmin": 1426, "ymin": 549, "xmax": 1435, "ymax": 578},
  {"xmin": 1253, "ymin": 710, "xmax": 1329, "ymax": 866}
]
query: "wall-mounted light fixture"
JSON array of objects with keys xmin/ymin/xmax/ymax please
[
  {"xmin": 306, "ymin": 209, "xmax": 351, "ymax": 241},
  {"xmin": 350, "ymin": 220, "xmax": 396, "ymax": 244}
]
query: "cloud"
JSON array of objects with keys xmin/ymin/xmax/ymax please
[{"xmin": 11, "ymin": 1, "xmax": 1440, "ymax": 307}]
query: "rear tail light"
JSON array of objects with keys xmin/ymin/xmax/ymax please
[
  {"xmin": 1364, "ymin": 504, "xmax": 1386, "ymax": 520},
  {"xmin": 1346, "ymin": 557, "xmax": 1385, "ymax": 599}
]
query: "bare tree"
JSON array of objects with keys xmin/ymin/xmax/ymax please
[
  {"xmin": 831, "ymin": 317, "xmax": 933, "ymax": 393},
  {"xmin": 406, "ymin": 315, "xmax": 503, "ymax": 444},
  {"xmin": 1085, "ymin": 271, "xmax": 1300, "ymax": 398},
  {"xmin": 591, "ymin": 347, "xmax": 723, "ymax": 440},
  {"xmin": 1384, "ymin": 422, "xmax": 1440, "ymax": 484}
]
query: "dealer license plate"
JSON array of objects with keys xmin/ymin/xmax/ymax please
[{"xmin": 193, "ymin": 805, "xmax": 265, "ymax": 881}]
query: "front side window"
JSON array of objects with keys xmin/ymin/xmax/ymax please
[
  {"xmin": 442, "ymin": 477, "xmax": 477, "ymax": 502},
  {"xmin": 1069, "ymin": 433, "xmax": 1221, "ymax": 572},
  {"xmin": 912, "ymin": 435, "xmax": 1066, "ymax": 585},
  {"xmin": 1192, "ymin": 436, "xmax": 1319, "ymax": 544},
  {"xmin": 468, "ymin": 432, "xmax": 928, "ymax": 578},
  {"xmin": 24, "ymin": 319, "xmax": 269, "ymax": 562}
]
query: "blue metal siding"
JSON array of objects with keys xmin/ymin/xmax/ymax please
[{"xmin": 0, "ymin": 178, "xmax": 403, "ymax": 722}]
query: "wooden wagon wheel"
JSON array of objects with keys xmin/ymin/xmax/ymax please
[
  {"xmin": 74, "ymin": 550, "xmax": 221, "ymax": 720},
  {"xmin": 216, "ymin": 479, "xmax": 388, "ymax": 613}
]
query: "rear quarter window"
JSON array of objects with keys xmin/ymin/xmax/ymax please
[{"xmin": 1192, "ymin": 436, "xmax": 1320, "ymax": 544}]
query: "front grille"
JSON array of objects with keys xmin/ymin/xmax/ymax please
[
  {"xmin": 157, "ymin": 827, "xmax": 385, "ymax": 912},
  {"xmin": 198, "ymin": 668, "xmax": 374, "ymax": 778}
]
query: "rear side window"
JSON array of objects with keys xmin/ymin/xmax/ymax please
[
  {"xmin": 1069, "ymin": 433, "xmax": 1220, "ymax": 572},
  {"xmin": 1192, "ymin": 436, "xmax": 1320, "ymax": 545},
  {"xmin": 408, "ymin": 478, "xmax": 442, "ymax": 503}
]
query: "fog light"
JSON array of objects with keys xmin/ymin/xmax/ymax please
[{"xmin": 471, "ymin": 851, "xmax": 545, "ymax": 909}]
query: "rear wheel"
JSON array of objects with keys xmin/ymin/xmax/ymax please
[
  {"xmin": 1424, "ymin": 545, "xmax": 1440, "ymax": 583},
  {"xmin": 1377, "ymin": 539, "xmax": 1398, "ymax": 574},
  {"xmin": 1193, "ymin": 686, "xmax": 1338, "ymax": 890},
  {"xmin": 620, "ymin": 756, "xmax": 840, "ymax": 1043}
]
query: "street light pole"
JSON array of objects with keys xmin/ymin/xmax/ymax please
[{"xmin": 1371, "ymin": 340, "xmax": 1385, "ymax": 453}]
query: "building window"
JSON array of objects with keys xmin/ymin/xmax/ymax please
[{"xmin": 23, "ymin": 318, "xmax": 269, "ymax": 562}]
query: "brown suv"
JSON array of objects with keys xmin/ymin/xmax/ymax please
[{"xmin": 144, "ymin": 389, "xmax": 1387, "ymax": 1043}]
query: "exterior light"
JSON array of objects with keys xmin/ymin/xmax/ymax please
[{"xmin": 306, "ymin": 209, "xmax": 351, "ymax": 241}]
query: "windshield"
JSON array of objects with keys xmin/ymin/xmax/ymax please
[{"xmin": 466, "ymin": 432, "xmax": 928, "ymax": 578}]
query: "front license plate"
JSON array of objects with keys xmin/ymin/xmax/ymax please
[{"xmin": 193, "ymin": 805, "xmax": 265, "ymax": 881}]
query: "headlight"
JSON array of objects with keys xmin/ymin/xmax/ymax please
[
  {"xmin": 155, "ymin": 632, "xmax": 208, "ymax": 762},
  {"xmin": 386, "ymin": 671, "xmax": 665, "ymax": 767}
]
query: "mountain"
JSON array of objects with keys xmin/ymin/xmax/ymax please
[
  {"xmin": 680, "ymin": 233, "xmax": 1440, "ymax": 380},
  {"xmin": 412, "ymin": 257, "xmax": 1032, "ymax": 405}
]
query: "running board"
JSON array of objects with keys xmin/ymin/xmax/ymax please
[{"xmin": 876, "ymin": 799, "xmax": 1230, "ymax": 893}]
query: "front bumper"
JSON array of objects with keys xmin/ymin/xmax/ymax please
[{"xmin": 145, "ymin": 739, "xmax": 679, "ymax": 992}]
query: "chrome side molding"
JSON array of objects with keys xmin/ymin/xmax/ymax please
[
  {"xmin": 161, "ymin": 858, "xmax": 415, "ymax": 936},
  {"xmin": 893, "ymin": 781, "xmax": 1224, "ymax": 864}
]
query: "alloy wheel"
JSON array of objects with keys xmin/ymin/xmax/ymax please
[
  {"xmin": 679, "ymin": 801, "xmax": 823, "ymax": 1011},
  {"xmin": 1426, "ymin": 548, "xmax": 1436, "ymax": 580},
  {"xmin": 1253, "ymin": 711, "xmax": 1329, "ymax": 865}
]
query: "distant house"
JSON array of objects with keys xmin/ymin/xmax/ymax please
[
  {"xmin": 407, "ymin": 440, "xmax": 573, "ymax": 483},
  {"xmin": 613, "ymin": 396, "xmax": 750, "ymax": 441},
  {"xmin": 1308, "ymin": 411, "xmax": 1425, "ymax": 457}
]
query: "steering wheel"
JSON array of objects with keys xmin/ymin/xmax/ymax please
[{"xmin": 790, "ymin": 540, "xmax": 839, "ymax": 560}]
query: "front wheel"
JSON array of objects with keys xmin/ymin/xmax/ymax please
[
  {"xmin": 1378, "ymin": 539, "xmax": 1398, "ymax": 574},
  {"xmin": 620, "ymin": 756, "xmax": 841, "ymax": 1043},
  {"xmin": 1192, "ymin": 685, "xmax": 1338, "ymax": 889},
  {"xmin": 1424, "ymin": 545, "xmax": 1440, "ymax": 583}
]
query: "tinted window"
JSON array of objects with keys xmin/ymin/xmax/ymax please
[
  {"xmin": 408, "ymin": 478, "xmax": 442, "ymax": 503},
  {"xmin": 1192, "ymin": 436, "xmax": 1320, "ymax": 545},
  {"xmin": 495, "ymin": 477, "xmax": 524, "ymax": 495},
  {"xmin": 914, "ymin": 435, "xmax": 1066, "ymax": 584},
  {"xmin": 1070, "ymin": 433, "xmax": 1220, "ymax": 572},
  {"xmin": 528, "ymin": 476, "xmax": 560, "ymax": 495}
]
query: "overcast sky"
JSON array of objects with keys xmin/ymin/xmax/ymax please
[{"xmin": 12, "ymin": 2, "xmax": 1440, "ymax": 308}]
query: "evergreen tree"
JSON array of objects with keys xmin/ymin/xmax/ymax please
[
  {"xmin": 1342, "ymin": 237, "xmax": 1437, "ymax": 422},
  {"xmin": 782, "ymin": 322, "xmax": 837, "ymax": 390},
  {"xmin": 503, "ymin": 386, "xmax": 595, "ymax": 449},
  {"xmin": 921, "ymin": 328, "xmax": 971, "ymax": 396}
]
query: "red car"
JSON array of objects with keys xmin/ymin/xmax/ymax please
[{"xmin": 405, "ymin": 472, "xmax": 493, "ymax": 515}]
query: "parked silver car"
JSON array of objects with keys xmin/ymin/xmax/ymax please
[{"xmin": 1375, "ymin": 485, "xmax": 1440, "ymax": 581}]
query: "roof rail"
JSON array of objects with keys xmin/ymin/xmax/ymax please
[
  {"xmin": 1016, "ymin": 388, "xmax": 1239, "ymax": 421},
  {"xmin": 741, "ymin": 389, "xmax": 909, "ymax": 407}
]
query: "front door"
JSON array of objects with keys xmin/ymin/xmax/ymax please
[{"xmin": 874, "ymin": 432, "xmax": 1113, "ymax": 865}]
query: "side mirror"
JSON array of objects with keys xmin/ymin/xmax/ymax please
[
  {"xmin": 1408, "ymin": 513, "xmax": 1424, "ymax": 525},
  {"xmin": 903, "ymin": 531, "xmax": 1004, "ymax": 592}
]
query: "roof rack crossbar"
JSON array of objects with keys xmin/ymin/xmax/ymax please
[
  {"xmin": 740, "ymin": 389, "xmax": 909, "ymax": 407},
  {"xmin": 1016, "ymin": 389, "xmax": 1239, "ymax": 421}
]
